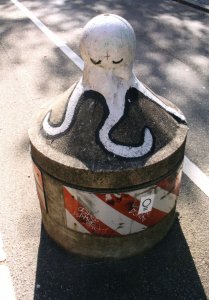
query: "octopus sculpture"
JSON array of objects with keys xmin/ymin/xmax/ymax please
[{"xmin": 42, "ymin": 14, "xmax": 186, "ymax": 159}]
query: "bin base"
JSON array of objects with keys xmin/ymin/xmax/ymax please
[{"xmin": 41, "ymin": 206, "xmax": 176, "ymax": 259}]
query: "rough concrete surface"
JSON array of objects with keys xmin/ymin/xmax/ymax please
[{"xmin": 0, "ymin": 0, "xmax": 208, "ymax": 299}]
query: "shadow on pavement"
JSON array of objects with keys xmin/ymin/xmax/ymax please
[{"xmin": 34, "ymin": 217, "xmax": 207, "ymax": 300}]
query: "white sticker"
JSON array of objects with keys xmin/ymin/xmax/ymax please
[{"xmin": 138, "ymin": 190, "xmax": 155, "ymax": 215}]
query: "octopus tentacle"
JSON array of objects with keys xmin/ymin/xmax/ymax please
[
  {"xmin": 42, "ymin": 83, "xmax": 154, "ymax": 158},
  {"xmin": 99, "ymin": 111, "xmax": 153, "ymax": 158},
  {"xmin": 42, "ymin": 81, "xmax": 83, "ymax": 137}
]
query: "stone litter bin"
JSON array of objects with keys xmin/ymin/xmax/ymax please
[{"xmin": 29, "ymin": 14, "xmax": 188, "ymax": 258}]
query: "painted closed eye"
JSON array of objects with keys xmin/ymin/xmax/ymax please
[
  {"xmin": 112, "ymin": 58, "xmax": 123, "ymax": 64},
  {"xmin": 90, "ymin": 58, "xmax": 102, "ymax": 65}
]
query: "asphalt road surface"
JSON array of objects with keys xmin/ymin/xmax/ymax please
[{"xmin": 0, "ymin": 0, "xmax": 209, "ymax": 299}]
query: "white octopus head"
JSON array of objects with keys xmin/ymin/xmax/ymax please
[{"xmin": 80, "ymin": 14, "xmax": 136, "ymax": 81}]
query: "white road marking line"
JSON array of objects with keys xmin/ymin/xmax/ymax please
[
  {"xmin": 11, "ymin": 0, "xmax": 84, "ymax": 70},
  {"xmin": 11, "ymin": 0, "xmax": 209, "ymax": 198},
  {"xmin": 0, "ymin": 234, "xmax": 16, "ymax": 300},
  {"xmin": 0, "ymin": 234, "xmax": 7, "ymax": 263},
  {"xmin": 183, "ymin": 156, "xmax": 209, "ymax": 197},
  {"xmin": 0, "ymin": 266, "xmax": 16, "ymax": 300}
]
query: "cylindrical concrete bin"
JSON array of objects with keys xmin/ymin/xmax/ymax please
[{"xmin": 29, "ymin": 14, "xmax": 188, "ymax": 258}]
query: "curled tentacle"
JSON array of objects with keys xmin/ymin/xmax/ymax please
[
  {"xmin": 99, "ymin": 113, "xmax": 154, "ymax": 158},
  {"xmin": 42, "ymin": 81, "xmax": 83, "ymax": 137}
]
